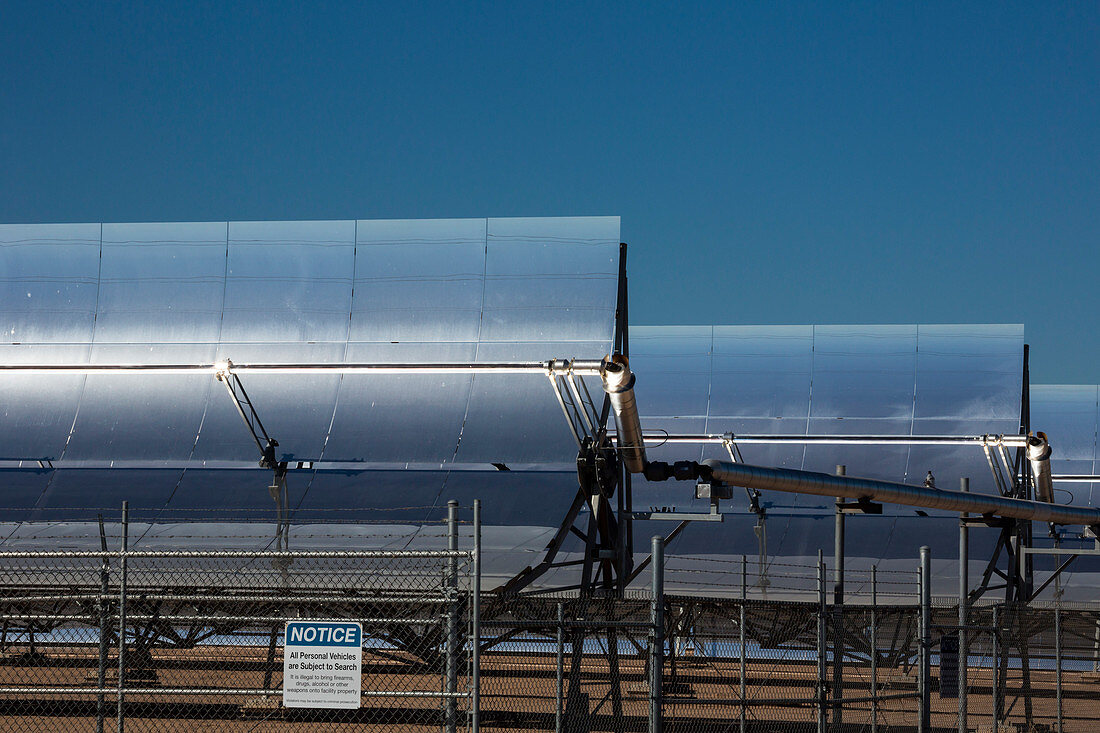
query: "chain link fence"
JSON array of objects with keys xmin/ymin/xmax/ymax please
[
  {"xmin": 1, "ymin": 507, "xmax": 1099, "ymax": 731},
  {"xmin": 0, "ymin": 502, "xmax": 480, "ymax": 732}
]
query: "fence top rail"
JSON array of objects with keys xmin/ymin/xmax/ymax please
[{"xmin": 0, "ymin": 549, "xmax": 473, "ymax": 559}]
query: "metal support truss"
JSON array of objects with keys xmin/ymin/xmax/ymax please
[
  {"xmin": 502, "ymin": 244, "xmax": 637, "ymax": 599},
  {"xmin": 214, "ymin": 363, "xmax": 290, "ymax": 551}
]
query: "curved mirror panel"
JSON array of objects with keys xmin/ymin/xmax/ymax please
[
  {"xmin": 350, "ymin": 218, "xmax": 486, "ymax": 343},
  {"xmin": 809, "ymin": 325, "xmax": 917, "ymax": 419},
  {"xmin": 193, "ymin": 342, "xmax": 346, "ymax": 462},
  {"xmin": 0, "ymin": 223, "xmax": 100, "ymax": 343},
  {"xmin": 914, "ymin": 324, "xmax": 1023, "ymax": 419},
  {"xmin": 65, "ymin": 344, "xmax": 217, "ymax": 461},
  {"xmin": 96, "ymin": 222, "xmax": 227, "ymax": 343},
  {"xmin": 709, "ymin": 325, "xmax": 813, "ymax": 419},
  {"xmin": 0, "ymin": 343, "xmax": 90, "ymax": 460},
  {"xmin": 324, "ymin": 342, "xmax": 476, "ymax": 464},
  {"xmin": 482, "ymin": 217, "xmax": 618, "ymax": 344},
  {"xmin": 221, "ymin": 220, "xmax": 355, "ymax": 343}
]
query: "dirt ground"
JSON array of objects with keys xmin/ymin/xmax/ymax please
[{"xmin": 0, "ymin": 647, "xmax": 1094, "ymax": 731}]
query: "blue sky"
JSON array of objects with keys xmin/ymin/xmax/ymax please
[{"xmin": 1, "ymin": 2, "xmax": 1097, "ymax": 382}]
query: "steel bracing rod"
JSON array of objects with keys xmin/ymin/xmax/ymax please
[
  {"xmin": 215, "ymin": 370, "xmax": 276, "ymax": 462},
  {"xmin": 0, "ymin": 360, "xmax": 610, "ymax": 376},
  {"xmin": 644, "ymin": 433, "xmax": 1033, "ymax": 447},
  {"xmin": 702, "ymin": 460, "xmax": 1100, "ymax": 528}
]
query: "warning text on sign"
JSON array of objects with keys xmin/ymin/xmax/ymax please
[{"xmin": 283, "ymin": 621, "xmax": 362, "ymax": 709}]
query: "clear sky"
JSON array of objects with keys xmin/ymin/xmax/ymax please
[{"xmin": 1, "ymin": 2, "xmax": 1096, "ymax": 383}]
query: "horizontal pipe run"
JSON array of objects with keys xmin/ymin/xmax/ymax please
[
  {"xmin": 0, "ymin": 360, "xmax": 607, "ymax": 376},
  {"xmin": 1051, "ymin": 475, "xmax": 1100, "ymax": 483},
  {"xmin": 0, "ymin": 614, "xmax": 449, "ymax": 624},
  {"xmin": 702, "ymin": 460, "xmax": 1100, "ymax": 528},
  {"xmin": 0, "ymin": 687, "xmax": 470, "ymax": 698},
  {"xmin": 648, "ymin": 433, "xmax": 1031, "ymax": 447},
  {"xmin": 0, "ymin": 593, "xmax": 456, "ymax": 605},
  {"xmin": 0, "ymin": 550, "xmax": 471, "ymax": 559}
]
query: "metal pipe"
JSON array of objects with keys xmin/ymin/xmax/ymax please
[
  {"xmin": 602, "ymin": 354, "xmax": 647, "ymax": 473},
  {"xmin": 555, "ymin": 603, "xmax": 564, "ymax": 733},
  {"xmin": 117, "ymin": 501, "xmax": 128, "ymax": 733},
  {"xmin": 992, "ymin": 606, "xmax": 1000, "ymax": 728},
  {"xmin": 817, "ymin": 551, "xmax": 827, "ymax": 733},
  {"xmin": 1055, "ymin": 537, "xmax": 1063, "ymax": 733},
  {"xmin": 959, "ymin": 478, "xmax": 969, "ymax": 733},
  {"xmin": 96, "ymin": 517, "xmax": 109, "ymax": 733},
  {"xmin": 1027, "ymin": 433, "xmax": 1054, "ymax": 502},
  {"xmin": 701, "ymin": 460, "xmax": 1100, "ymax": 528},
  {"xmin": 832, "ymin": 466, "xmax": 845, "ymax": 728},
  {"xmin": 0, "ymin": 360, "xmax": 608, "ymax": 376},
  {"xmin": 649, "ymin": 433, "xmax": 1032, "ymax": 447},
  {"xmin": 919, "ymin": 546, "xmax": 931, "ymax": 733},
  {"xmin": 870, "ymin": 565, "xmax": 878, "ymax": 733},
  {"xmin": 472, "ymin": 499, "xmax": 481, "ymax": 733},
  {"xmin": 740, "ymin": 555, "xmax": 747, "ymax": 733},
  {"xmin": 650, "ymin": 535, "xmax": 664, "ymax": 733},
  {"xmin": 445, "ymin": 500, "xmax": 458, "ymax": 733}
]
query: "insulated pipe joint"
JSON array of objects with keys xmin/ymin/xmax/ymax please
[
  {"xmin": 1027, "ymin": 432, "xmax": 1055, "ymax": 503},
  {"xmin": 600, "ymin": 354, "xmax": 647, "ymax": 473}
]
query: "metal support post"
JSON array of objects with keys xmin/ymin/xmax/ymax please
[
  {"xmin": 959, "ymin": 477, "xmax": 969, "ymax": 733},
  {"xmin": 650, "ymin": 535, "xmax": 664, "ymax": 733},
  {"xmin": 472, "ymin": 499, "xmax": 481, "ymax": 733},
  {"xmin": 817, "ymin": 550, "xmax": 827, "ymax": 733},
  {"xmin": 919, "ymin": 546, "xmax": 931, "ymax": 733},
  {"xmin": 445, "ymin": 500, "xmax": 459, "ymax": 733},
  {"xmin": 740, "ymin": 555, "xmax": 747, "ymax": 733},
  {"xmin": 117, "ymin": 501, "xmax": 129, "ymax": 733},
  {"xmin": 1055, "ymin": 538, "xmax": 1063, "ymax": 733},
  {"xmin": 556, "ymin": 602, "xmax": 565, "ymax": 733},
  {"xmin": 992, "ymin": 605, "xmax": 1000, "ymax": 730},
  {"xmin": 870, "ymin": 565, "xmax": 878, "ymax": 733},
  {"xmin": 833, "ymin": 466, "xmax": 845, "ymax": 727},
  {"xmin": 96, "ymin": 516, "xmax": 109, "ymax": 733}
]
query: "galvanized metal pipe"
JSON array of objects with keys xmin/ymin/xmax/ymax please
[
  {"xmin": 701, "ymin": 460, "xmax": 1100, "ymax": 528},
  {"xmin": 445, "ymin": 500, "xmax": 459, "ymax": 733},
  {"xmin": 0, "ymin": 360, "xmax": 608, "ymax": 376},
  {"xmin": 919, "ymin": 547, "xmax": 931, "ymax": 733},
  {"xmin": 959, "ymin": 478, "xmax": 969, "ymax": 733},
  {"xmin": 602, "ymin": 355, "xmax": 647, "ymax": 473},
  {"xmin": 651, "ymin": 535, "xmax": 664, "ymax": 733},
  {"xmin": 1027, "ymin": 433, "xmax": 1055, "ymax": 502},
  {"xmin": 650, "ymin": 433, "xmax": 1031, "ymax": 447}
]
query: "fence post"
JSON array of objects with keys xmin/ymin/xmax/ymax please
[
  {"xmin": 740, "ymin": 554, "xmax": 747, "ymax": 733},
  {"xmin": 650, "ymin": 535, "xmax": 664, "ymax": 733},
  {"xmin": 959, "ymin": 477, "xmax": 969, "ymax": 733},
  {"xmin": 445, "ymin": 499, "xmax": 458, "ymax": 733},
  {"xmin": 1055, "ymin": 539, "xmax": 1063, "ymax": 733},
  {"xmin": 96, "ymin": 515, "xmax": 109, "ymax": 733},
  {"xmin": 472, "ymin": 499, "xmax": 481, "ymax": 733},
  {"xmin": 832, "ymin": 465, "xmax": 845, "ymax": 727},
  {"xmin": 117, "ymin": 501, "xmax": 129, "ymax": 733},
  {"xmin": 919, "ymin": 546, "xmax": 931, "ymax": 733},
  {"xmin": 556, "ymin": 602, "xmax": 565, "ymax": 733},
  {"xmin": 817, "ymin": 550, "xmax": 827, "ymax": 733},
  {"xmin": 870, "ymin": 565, "xmax": 878, "ymax": 733},
  {"xmin": 992, "ymin": 605, "xmax": 1000, "ymax": 730}
]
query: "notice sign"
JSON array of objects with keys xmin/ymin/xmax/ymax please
[{"xmin": 283, "ymin": 621, "xmax": 362, "ymax": 709}]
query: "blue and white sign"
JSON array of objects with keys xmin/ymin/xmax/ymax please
[{"xmin": 283, "ymin": 621, "xmax": 362, "ymax": 709}]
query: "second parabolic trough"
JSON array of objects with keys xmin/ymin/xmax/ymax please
[{"xmin": 0, "ymin": 216, "xmax": 1097, "ymax": 598}]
